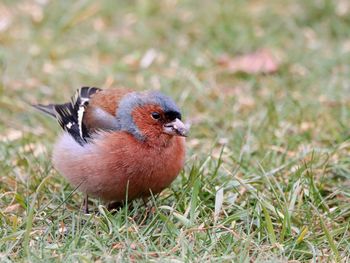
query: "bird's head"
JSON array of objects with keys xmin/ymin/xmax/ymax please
[{"xmin": 117, "ymin": 91, "xmax": 189, "ymax": 145}]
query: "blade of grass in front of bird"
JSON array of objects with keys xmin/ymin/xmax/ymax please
[
  {"xmin": 214, "ymin": 187, "xmax": 224, "ymax": 224},
  {"xmin": 296, "ymin": 226, "xmax": 308, "ymax": 244},
  {"xmin": 159, "ymin": 206, "xmax": 191, "ymax": 227},
  {"xmin": 98, "ymin": 205, "xmax": 113, "ymax": 235},
  {"xmin": 311, "ymin": 203, "xmax": 340, "ymax": 262},
  {"xmin": 0, "ymin": 230, "xmax": 26, "ymax": 244},
  {"xmin": 279, "ymin": 207, "xmax": 288, "ymax": 243},
  {"xmin": 261, "ymin": 202, "xmax": 277, "ymax": 245},
  {"xmin": 23, "ymin": 174, "xmax": 53, "ymax": 258},
  {"xmin": 211, "ymin": 145, "xmax": 224, "ymax": 180},
  {"xmin": 157, "ymin": 210, "xmax": 179, "ymax": 234},
  {"xmin": 189, "ymin": 177, "xmax": 200, "ymax": 223},
  {"xmin": 70, "ymin": 213, "xmax": 94, "ymax": 249}
]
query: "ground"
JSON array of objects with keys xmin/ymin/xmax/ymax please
[{"xmin": 0, "ymin": 0, "xmax": 350, "ymax": 262}]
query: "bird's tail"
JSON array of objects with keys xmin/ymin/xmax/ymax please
[{"xmin": 32, "ymin": 104, "xmax": 56, "ymax": 118}]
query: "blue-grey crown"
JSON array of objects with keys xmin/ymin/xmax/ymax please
[{"xmin": 116, "ymin": 91, "xmax": 181, "ymax": 140}]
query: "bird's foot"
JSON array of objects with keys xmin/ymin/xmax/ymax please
[
  {"xmin": 107, "ymin": 201, "xmax": 124, "ymax": 212},
  {"xmin": 81, "ymin": 194, "xmax": 90, "ymax": 214}
]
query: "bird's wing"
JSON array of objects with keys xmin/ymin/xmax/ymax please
[
  {"xmin": 83, "ymin": 88, "xmax": 131, "ymax": 131},
  {"xmin": 33, "ymin": 87, "xmax": 133, "ymax": 145},
  {"xmin": 33, "ymin": 87, "xmax": 101, "ymax": 145},
  {"xmin": 55, "ymin": 87, "xmax": 102, "ymax": 145}
]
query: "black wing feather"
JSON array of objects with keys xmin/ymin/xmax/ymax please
[
  {"xmin": 33, "ymin": 87, "xmax": 101, "ymax": 145},
  {"xmin": 54, "ymin": 102, "xmax": 87, "ymax": 145}
]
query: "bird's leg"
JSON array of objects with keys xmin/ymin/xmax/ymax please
[
  {"xmin": 142, "ymin": 197, "xmax": 149, "ymax": 207},
  {"xmin": 143, "ymin": 196, "xmax": 157, "ymax": 214},
  {"xmin": 83, "ymin": 194, "xmax": 89, "ymax": 214},
  {"xmin": 107, "ymin": 201, "xmax": 123, "ymax": 211}
]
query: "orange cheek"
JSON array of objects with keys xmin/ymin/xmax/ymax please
[{"xmin": 131, "ymin": 105, "xmax": 164, "ymax": 138}]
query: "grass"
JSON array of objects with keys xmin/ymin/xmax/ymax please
[{"xmin": 1, "ymin": 0, "xmax": 350, "ymax": 261}]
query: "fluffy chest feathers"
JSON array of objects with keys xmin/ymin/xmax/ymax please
[
  {"xmin": 52, "ymin": 132, "xmax": 186, "ymax": 201},
  {"xmin": 98, "ymin": 132, "xmax": 186, "ymax": 193}
]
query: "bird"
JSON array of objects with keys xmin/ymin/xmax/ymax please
[{"xmin": 33, "ymin": 87, "xmax": 189, "ymax": 213}]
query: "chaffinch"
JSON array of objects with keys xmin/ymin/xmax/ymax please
[{"xmin": 34, "ymin": 87, "xmax": 189, "ymax": 212}]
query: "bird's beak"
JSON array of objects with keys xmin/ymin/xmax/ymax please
[{"xmin": 163, "ymin": 118, "xmax": 189, "ymax": 137}]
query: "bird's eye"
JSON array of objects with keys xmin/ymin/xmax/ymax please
[{"xmin": 151, "ymin": 112, "xmax": 161, "ymax": 120}]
